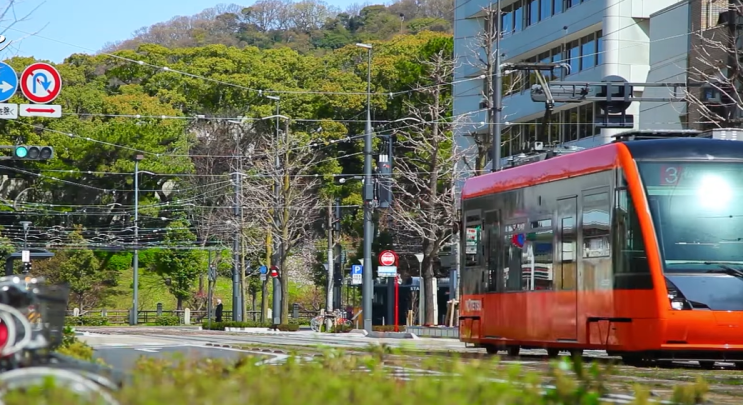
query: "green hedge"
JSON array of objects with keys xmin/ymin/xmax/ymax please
[
  {"xmin": 154, "ymin": 315, "xmax": 180, "ymax": 326},
  {"xmin": 5, "ymin": 352, "xmax": 711, "ymax": 405},
  {"xmin": 201, "ymin": 321, "xmax": 272, "ymax": 330},
  {"xmin": 64, "ymin": 316, "xmax": 110, "ymax": 326}
]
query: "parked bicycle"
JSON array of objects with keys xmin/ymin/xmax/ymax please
[
  {"xmin": 0, "ymin": 275, "xmax": 123, "ymax": 405},
  {"xmin": 310, "ymin": 308, "xmax": 352, "ymax": 332}
]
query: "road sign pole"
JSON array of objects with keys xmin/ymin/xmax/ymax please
[{"xmin": 394, "ymin": 275, "xmax": 399, "ymax": 332}]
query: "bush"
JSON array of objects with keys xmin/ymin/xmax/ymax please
[
  {"xmin": 56, "ymin": 326, "xmax": 94, "ymax": 361},
  {"xmin": 2, "ymin": 353, "xmax": 712, "ymax": 405},
  {"xmin": 276, "ymin": 324, "xmax": 299, "ymax": 332},
  {"xmin": 201, "ymin": 321, "xmax": 271, "ymax": 330},
  {"xmin": 64, "ymin": 316, "xmax": 109, "ymax": 326},
  {"xmin": 154, "ymin": 315, "xmax": 180, "ymax": 326},
  {"xmin": 330, "ymin": 324, "xmax": 352, "ymax": 333},
  {"xmin": 372, "ymin": 325, "xmax": 400, "ymax": 332}
]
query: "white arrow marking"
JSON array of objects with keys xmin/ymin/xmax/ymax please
[
  {"xmin": 134, "ymin": 348, "xmax": 161, "ymax": 353},
  {"xmin": 0, "ymin": 81, "xmax": 13, "ymax": 92}
]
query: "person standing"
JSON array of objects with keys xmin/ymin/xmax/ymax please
[{"xmin": 215, "ymin": 299, "xmax": 223, "ymax": 322}]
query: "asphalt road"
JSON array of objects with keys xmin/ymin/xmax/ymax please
[{"xmin": 91, "ymin": 343, "xmax": 272, "ymax": 371}]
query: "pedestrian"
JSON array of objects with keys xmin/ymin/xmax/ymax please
[{"xmin": 215, "ymin": 299, "xmax": 223, "ymax": 322}]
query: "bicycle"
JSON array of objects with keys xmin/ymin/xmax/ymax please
[
  {"xmin": 310, "ymin": 309, "xmax": 352, "ymax": 332},
  {"xmin": 0, "ymin": 275, "xmax": 124, "ymax": 405}
]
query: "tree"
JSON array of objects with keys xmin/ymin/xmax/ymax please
[
  {"xmin": 241, "ymin": 121, "xmax": 321, "ymax": 323},
  {"xmin": 462, "ymin": 5, "xmax": 523, "ymax": 173},
  {"xmin": 57, "ymin": 230, "xmax": 102, "ymax": 311},
  {"xmin": 153, "ymin": 218, "xmax": 203, "ymax": 310},
  {"xmin": 390, "ymin": 47, "xmax": 467, "ymax": 325},
  {"xmin": 685, "ymin": 1, "xmax": 741, "ymax": 128}
]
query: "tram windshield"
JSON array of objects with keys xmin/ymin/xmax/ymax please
[{"xmin": 638, "ymin": 161, "xmax": 743, "ymax": 268}]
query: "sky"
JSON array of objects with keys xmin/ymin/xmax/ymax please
[{"xmin": 1, "ymin": 0, "xmax": 354, "ymax": 64}]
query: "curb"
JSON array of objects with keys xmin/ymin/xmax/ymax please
[{"xmin": 366, "ymin": 331, "xmax": 419, "ymax": 339}]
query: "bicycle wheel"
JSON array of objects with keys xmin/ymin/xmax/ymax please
[{"xmin": 0, "ymin": 367, "xmax": 120, "ymax": 405}]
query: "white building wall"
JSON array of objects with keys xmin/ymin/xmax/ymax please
[
  {"xmin": 638, "ymin": 2, "xmax": 691, "ymax": 130},
  {"xmin": 453, "ymin": 0, "xmax": 687, "ymax": 171}
]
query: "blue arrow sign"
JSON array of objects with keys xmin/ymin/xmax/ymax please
[
  {"xmin": 0, "ymin": 62, "xmax": 17, "ymax": 103},
  {"xmin": 259, "ymin": 265, "xmax": 268, "ymax": 274},
  {"xmin": 351, "ymin": 265, "xmax": 362, "ymax": 275}
]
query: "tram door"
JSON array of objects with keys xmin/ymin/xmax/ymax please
[{"xmin": 556, "ymin": 196, "xmax": 578, "ymax": 341}]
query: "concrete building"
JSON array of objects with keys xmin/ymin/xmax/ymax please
[{"xmin": 452, "ymin": 0, "xmax": 699, "ymax": 169}]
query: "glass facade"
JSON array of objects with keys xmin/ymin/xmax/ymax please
[{"xmin": 500, "ymin": 0, "xmax": 594, "ymax": 36}]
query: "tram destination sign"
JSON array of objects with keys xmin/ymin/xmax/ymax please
[{"xmin": 642, "ymin": 162, "xmax": 742, "ymax": 187}]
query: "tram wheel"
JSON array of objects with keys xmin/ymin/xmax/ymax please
[
  {"xmin": 507, "ymin": 346, "xmax": 520, "ymax": 356},
  {"xmin": 546, "ymin": 348, "xmax": 560, "ymax": 358},
  {"xmin": 699, "ymin": 361, "xmax": 716, "ymax": 370},
  {"xmin": 569, "ymin": 349, "xmax": 583, "ymax": 358},
  {"xmin": 622, "ymin": 355, "xmax": 649, "ymax": 367},
  {"xmin": 485, "ymin": 345, "xmax": 499, "ymax": 355}
]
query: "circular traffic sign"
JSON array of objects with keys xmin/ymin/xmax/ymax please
[
  {"xmin": 270, "ymin": 265, "xmax": 279, "ymax": 278},
  {"xmin": 0, "ymin": 62, "xmax": 18, "ymax": 103},
  {"xmin": 378, "ymin": 250, "xmax": 397, "ymax": 266},
  {"xmin": 20, "ymin": 62, "xmax": 62, "ymax": 104}
]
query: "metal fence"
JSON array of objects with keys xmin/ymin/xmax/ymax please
[{"xmin": 65, "ymin": 308, "xmax": 317, "ymax": 325}]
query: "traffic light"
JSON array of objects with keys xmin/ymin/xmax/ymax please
[
  {"xmin": 22, "ymin": 262, "xmax": 31, "ymax": 274},
  {"xmin": 14, "ymin": 146, "xmax": 54, "ymax": 160}
]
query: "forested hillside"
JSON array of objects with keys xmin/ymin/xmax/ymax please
[{"xmin": 101, "ymin": 0, "xmax": 453, "ymax": 54}]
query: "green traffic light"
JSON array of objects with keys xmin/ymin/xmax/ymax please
[{"xmin": 14, "ymin": 146, "xmax": 27, "ymax": 158}]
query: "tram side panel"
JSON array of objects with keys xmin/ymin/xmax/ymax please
[{"xmin": 460, "ymin": 166, "xmax": 662, "ymax": 350}]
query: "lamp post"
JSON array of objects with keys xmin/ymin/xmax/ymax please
[
  {"xmin": 355, "ymin": 42, "xmax": 374, "ymax": 333},
  {"xmin": 131, "ymin": 153, "xmax": 144, "ymax": 326},
  {"xmin": 414, "ymin": 252, "xmax": 424, "ymax": 325}
]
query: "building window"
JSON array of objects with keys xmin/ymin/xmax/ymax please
[
  {"xmin": 567, "ymin": 40, "xmax": 580, "ymax": 74},
  {"xmin": 541, "ymin": 0, "xmax": 552, "ymax": 20},
  {"xmin": 596, "ymin": 31, "xmax": 604, "ymax": 65},
  {"xmin": 514, "ymin": 4, "xmax": 523, "ymax": 32},
  {"xmin": 581, "ymin": 35, "xmax": 595, "ymax": 70},
  {"xmin": 502, "ymin": 5, "xmax": 514, "ymax": 33},
  {"xmin": 528, "ymin": 0, "xmax": 540, "ymax": 26},
  {"xmin": 553, "ymin": 0, "xmax": 562, "ymax": 14}
]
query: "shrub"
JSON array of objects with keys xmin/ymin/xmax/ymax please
[
  {"xmin": 201, "ymin": 321, "xmax": 271, "ymax": 330},
  {"xmin": 276, "ymin": 324, "xmax": 299, "ymax": 332},
  {"xmin": 154, "ymin": 315, "xmax": 180, "ymax": 326},
  {"xmin": 2, "ymin": 353, "xmax": 713, "ymax": 405},
  {"xmin": 331, "ymin": 324, "xmax": 353, "ymax": 333},
  {"xmin": 64, "ymin": 316, "xmax": 109, "ymax": 326},
  {"xmin": 56, "ymin": 326, "xmax": 94, "ymax": 361},
  {"xmin": 372, "ymin": 325, "xmax": 399, "ymax": 332}
]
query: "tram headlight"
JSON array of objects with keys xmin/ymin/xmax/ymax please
[{"xmin": 666, "ymin": 279, "xmax": 689, "ymax": 310}]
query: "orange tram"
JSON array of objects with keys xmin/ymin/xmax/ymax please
[{"xmin": 458, "ymin": 131, "xmax": 743, "ymax": 368}]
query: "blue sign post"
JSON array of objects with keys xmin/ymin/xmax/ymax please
[
  {"xmin": 259, "ymin": 265, "xmax": 268, "ymax": 281},
  {"xmin": 351, "ymin": 265, "xmax": 362, "ymax": 285},
  {"xmin": 0, "ymin": 62, "xmax": 17, "ymax": 103}
]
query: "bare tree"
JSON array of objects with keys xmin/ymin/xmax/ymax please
[
  {"xmin": 241, "ymin": 123, "xmax": 321, "ymax": 323},
  {"xmin": 461, "ymin": 5, "xmax": 523, "ymax": 174},
  {"xmin": 241, "ymin": 0, "xmax": 291, "ymax": 32},
  {"xmin": 684, "ymin": 0, "xmax": 741, "ymax": 128},
  {"xmin": 0, "ymin": 0, "xmax": 48, "ymax": 57},
  {"xmin": 390, "ymin": 50, "xmax": 469, "ymax": 325}
]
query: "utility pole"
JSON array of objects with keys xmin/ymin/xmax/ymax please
[
  {"xmin": 356, "ymin": 42, "xmax": 374, "ymax": 333},
  {"xmin": 130, "ymin": 154, "xmax": 143, "ymax": 325},
  {"xmin": 333, "ymin": 197, "xmax": 342, "ymax": 310},
  {"xmin": 491, "ymin": 2, "xmax": 502, "ymax": 172},
  {"xmin": 326, "ymin": 198, "xmax": 334, "ymax": 311},
  {"xmin": 232, "ymin": 126, "xmax": 243, "ymax": 322}
]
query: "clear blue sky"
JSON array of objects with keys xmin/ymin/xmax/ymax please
[{"xmin": 1, "ymin": 0, "xmax": 353, "ymax": 64}]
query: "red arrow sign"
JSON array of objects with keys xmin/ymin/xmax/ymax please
[{"xmin": 25, "ymin": 108, "xmax": 55, "ymax": 113}]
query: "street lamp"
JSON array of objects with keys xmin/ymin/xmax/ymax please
[
  {"xmin": 414, "ymin": 252, "xmax": 424, "ymax": 325},
  {"xmin": 355, "ymin": 42, "xmax": 374, "ymax": 333},
  {"xmin": 130, "ymin": 153, "xmax": 144, "ymax": 326}
]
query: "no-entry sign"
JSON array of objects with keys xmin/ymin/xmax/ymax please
[{"xmin": 378, "ymin": 250, "xmax": 397, "ymax": 266}]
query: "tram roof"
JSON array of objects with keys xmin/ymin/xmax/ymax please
[{"xmin": 462, "ymin": 136, "xmax": 743, "ymax": 200}]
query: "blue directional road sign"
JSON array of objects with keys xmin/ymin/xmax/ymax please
[
  {"xmin": 259, "ymin": 265, "xmax": 268, "ymax": 281},
  {"xmin": 351, "ymin": 265, "xmax": 362, "ymax": 285},
  {"xmin": 0, "ymin": 62, "xmax": 18, "ymax": 103}
]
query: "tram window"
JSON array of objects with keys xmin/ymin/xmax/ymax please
[
  {"xmin": 504, "ymin": 222, "xmax": 526, "ymax": 291},
  {"xmin": 583, "ymin": 191, "xmax": 611, "ymax": 258},
  {"xmin": 531, "ymin": 224, "xmax": 555, "ymax": 290},
  {"xmin": 485, "ymin": 210, "xmax": 502, "ymax": 292},
  {"xmin": 612, "ymin": 173, "xmax": 652, "ymax": 289}
]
